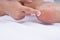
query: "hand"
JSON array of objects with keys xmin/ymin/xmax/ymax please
[{"xmin": 0, "ymin": 1, "xmax": 40, "ymax": 20}]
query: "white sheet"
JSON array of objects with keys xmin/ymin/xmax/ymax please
[{"xmin": 0, "ymin": 15, "xmax": 60, "ymax": 40}]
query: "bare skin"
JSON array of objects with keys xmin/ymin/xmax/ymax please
[
  {"xmin": 36, "ymin": 2, "xmax": 60, "ymax": 24},
  {"xmin": 24, "ymin": 0, "xmax": 60, "ymax": 24},
  {"xmin": 1, "ymin": 0, "xmax": 32, "ymax": 2},
  {"xmin": 0, "ymin": 7, "xmax": 5, "ymax": 16},
  {"xmin": 24, "ymin": 0, "xmax": 43, "ymax": 9},
  {"xmin": 0, "ymin": 1, "xmax": 40, "ymax": 20}
]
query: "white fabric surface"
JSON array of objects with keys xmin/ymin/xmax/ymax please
[{"xmin": 0, "ymin": 15, "xmax": 60, "ymax": 40}]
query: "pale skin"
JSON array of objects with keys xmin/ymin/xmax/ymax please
[
  {"xmin": 36, "ymin": 2, "xmax": 60, "ymax": 24},
  {"xmin": 24, "ymin": 0, "xmax": 60, "ymax": 24},
  {"xmin": 0, "ymin": 0, "xmax": 40, "ymax": 20}
]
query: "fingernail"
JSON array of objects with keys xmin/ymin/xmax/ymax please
[{"xmin": 37, "ymin": 11, "xmax": 41, "ymax": 16}]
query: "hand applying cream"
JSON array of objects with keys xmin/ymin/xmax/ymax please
[{"xmin": 0, "ymin": 1, "xmax": 40, "ymax": 20}]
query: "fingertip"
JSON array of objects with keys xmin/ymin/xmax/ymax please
[
  {"xmin": 36, "ymin": 11, "xmax": 41, "ymax": 16},
  {"xmin": 33, "ymin": 10, "xmax": 41, "ymax": 16}
]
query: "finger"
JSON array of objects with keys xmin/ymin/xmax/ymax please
[
  {"xmin": 10, "ymin": 10, "xmax": 25, "ymax": 20},
  {"xmin": 21, "ymin": 6, "xmax": 41, "ymax": 16}
]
